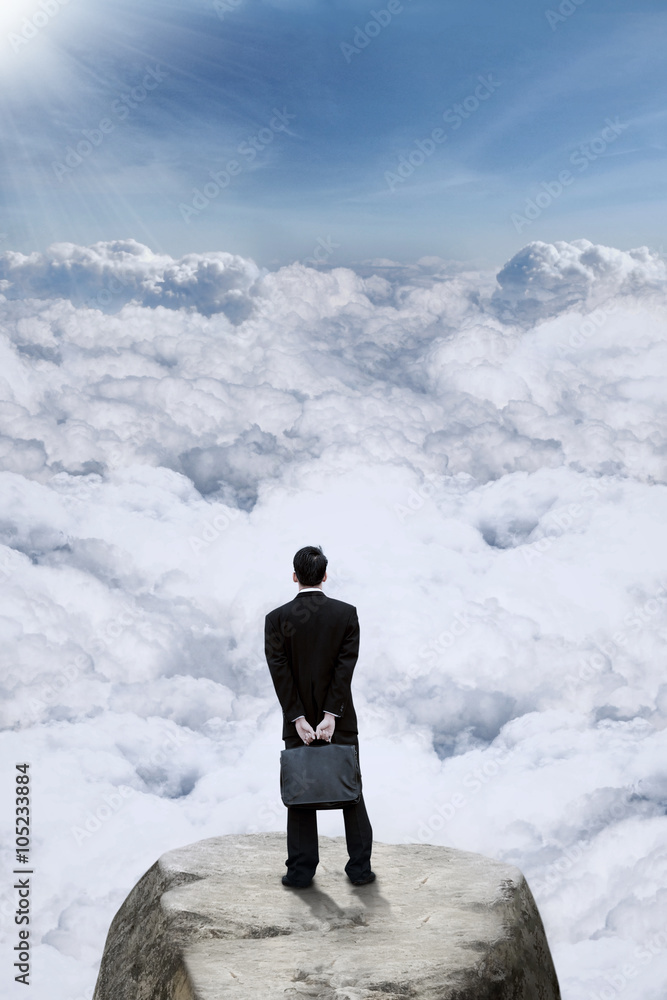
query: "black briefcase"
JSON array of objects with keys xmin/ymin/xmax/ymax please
[{"xmin": 280, "ymin": 740, "xmax": 362, "ymax": 809}]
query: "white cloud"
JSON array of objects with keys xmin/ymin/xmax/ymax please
[
  {"xmin": 0, "ymin": 237, "xmax": 666, "ymax": 1000},
  {"xmin": 0, "ymin": 239, "xmax": 263, "ymax": 321},
  {"xmin": 492, "ymin": 238, "xmax": 667, "ymax": 322}
]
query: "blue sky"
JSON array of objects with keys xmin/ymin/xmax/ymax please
[{"xmin": 1, "ymin": 0, "xmax": 666, "ymax": 268}]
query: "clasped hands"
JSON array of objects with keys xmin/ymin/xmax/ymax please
[{"xmin": 295, "ymin": 712, "xmax": 336, "ymax": 744}]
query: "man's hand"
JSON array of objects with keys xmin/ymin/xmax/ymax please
[
  {"xmin": 315, "ymin": 712, "xmax": 336, "ymax": 742},
  {"xmin": 295, "ymin": 718, "xmax": 316, "ymax": 744}
]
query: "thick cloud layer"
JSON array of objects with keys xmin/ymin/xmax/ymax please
[
  {"xmin": 0, "ymin": 239, "xmax": 262, "ymax": 321},
  {"xmin": 0, "ymin": 238, "xmax": 666, "ymax": 1000},
  {"xmin": 492, "ymin": 239, "xmax": 667, "ymax": 322}
]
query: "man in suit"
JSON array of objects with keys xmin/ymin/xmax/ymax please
[{"xmin": 265, "ymin": 545, "xmax": 374, "ymax": 888}]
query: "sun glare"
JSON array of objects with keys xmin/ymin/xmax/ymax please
[{"xmin": 0, "ymin": 0, "xmax": 46, "ymax": 36}]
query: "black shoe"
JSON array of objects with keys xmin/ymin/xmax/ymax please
[
  {"xmin": 282, "ymin": 875, "xmax": 312, "ymax": 888},
  {"xmin": 350, "ymin": 871, "xmax": 376, "ymax": 885}
]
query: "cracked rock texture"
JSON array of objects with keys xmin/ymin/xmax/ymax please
[{"xmin": 92, "ymin": 833, "xmax": 561, "ymax": 1000}]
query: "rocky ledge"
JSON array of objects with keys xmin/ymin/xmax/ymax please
[{"xmin": 92, "ymin": 833, "xmax": 561, "ymax": 1000}]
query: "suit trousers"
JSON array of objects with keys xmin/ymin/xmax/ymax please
[{"xmin": 283, "ymin": 730, "xmax": 373, "ymax": 885}]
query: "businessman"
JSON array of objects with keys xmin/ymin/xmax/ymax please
[{"xmin": 264, "ymin": 545, "xmax": 374, "ymax": 888}]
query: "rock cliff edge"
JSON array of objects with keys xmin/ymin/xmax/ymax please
[{"xmin": 92, "ymin": 833, "xmax": 561, "ymax": 1000}]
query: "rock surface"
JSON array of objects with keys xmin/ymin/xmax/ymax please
[{"xmin": 92, "ymin": 833, "xmax": 561, "ymax": 1000}]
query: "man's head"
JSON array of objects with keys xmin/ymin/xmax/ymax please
[{"xmin": 293, "ymin": 545, "xmax": 328, "ymax": 588}]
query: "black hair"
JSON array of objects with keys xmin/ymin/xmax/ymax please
[{"xmin": 293, "ymin": 545, "xmax": 328, "ymax": 587}]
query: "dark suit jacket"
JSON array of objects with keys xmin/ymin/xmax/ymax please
[{"xmin": 265, "ymin": 591, "xmax": 359, "ymax": 739}]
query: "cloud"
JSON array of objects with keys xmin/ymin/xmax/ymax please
[
  {"xmin": 0, "ymin": 239, "xmax": 263, "ymax": 321},
  {"xmin": 492, "ymin": 238, "xmax": 667, "ymax": 322},
  {"xmin": 0, "ymin": 237, "xmax": 666, "ymax": 1000}
]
